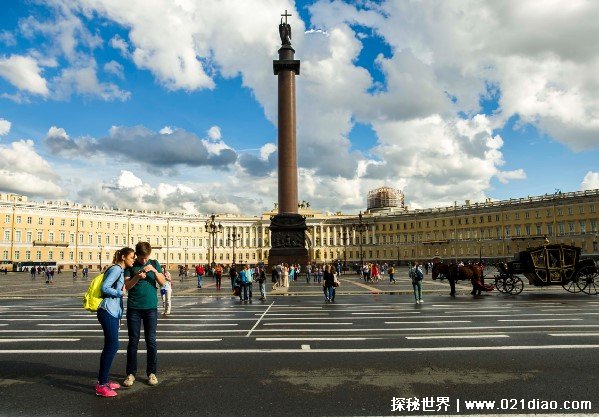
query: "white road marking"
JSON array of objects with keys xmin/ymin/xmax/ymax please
[
  {"xmin": 256, "ymin": 338, "xmax": 377, "ymax": 341},
  {"xmin": 254, "ymin": 313, "xmax": 329, "ymax": 316},
  {"xmin": 263, "ymin": 322, "xmax": 353, "ymax": 326},
  {"xmin": 351, "ymin": 312, "xmax": 421, "ymax": 315},
  {"xmin": 385, "ymin": 321, "xmax": 471, "ymax": 324},
  {"xmin": 0, "ymin": 338, "xmax": 80, "ymax": 342},
  {"xmin": 246, "ymin": 301, "xmax": 275, "ymax": 337},
  {"xmin": 549, "ymin": 333, "xmax": 599, "ymax": 337},
  {"xmin": 405, "ymin": 335, "xmax": 509, "ymax": 340},
  {"xmin": 152, "ymin": 339, "xmax": 222, "ymax": 342},
  {"xmin": 1, "ymin": 344, "xmax": 599, "ymax": 354},
  {"xmin": 301, "ymin": 344, "xmax": 310, "ymax": 350},
  {"xmin": 36, "ymin": 323, "xmax": 238, "ymax": 327},
  {"xmin": 498, "ymin": 318, "xmax": 582, "ymax": 322}
]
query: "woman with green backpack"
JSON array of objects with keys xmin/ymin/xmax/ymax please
[{"xmin": 95, "ymin": 247, "xmax": 135, "ymax": 398}]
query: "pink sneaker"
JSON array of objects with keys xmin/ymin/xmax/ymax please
[
  {"xmin": 96, "ymin": 381, "xmax": 121, "ymax": 390},
  {"xmin": 95, "ymin": 384, "xmax": 117, "ymax": 397}
]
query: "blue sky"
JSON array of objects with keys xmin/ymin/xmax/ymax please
[{"xmin": 0, "ymin": 0, "xmax": 598, "ymax": 215}]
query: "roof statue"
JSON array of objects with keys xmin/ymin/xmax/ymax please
[{"xmin": 279, "ymin": 10, "xmax": 292, "ymax": 46}]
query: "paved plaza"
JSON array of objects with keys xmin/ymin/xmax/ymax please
[{"xmin": 1, "ymin": 270, "xmax": 598, "ymax": 416}]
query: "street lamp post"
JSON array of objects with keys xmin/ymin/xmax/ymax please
[
  {"xmin": 228, "ymin": 226, "xmax": 241, "ymax": 264},
  {"xmin": 205, "ymin": 214, "xmax": 223, "ymax": 267},
  {"xmin": 337, "ymin": 227, "xmax": 349, "ymax": 274},
  {"xmin": 352, "ymin": 211, "xmax": 368, "ymax": 270},
  {"xmin": 99, "ymin": 245, "xmax": 104, "ymax": 270}
]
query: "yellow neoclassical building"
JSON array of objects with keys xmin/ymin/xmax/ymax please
[{"xmin": 1, "ymin": 187, "xmax": 598, "ymax": 270}]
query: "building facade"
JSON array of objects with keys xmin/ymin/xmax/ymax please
[{"xmin": 1, "ymin": 189, "xmax": 598, "ymax": 270}]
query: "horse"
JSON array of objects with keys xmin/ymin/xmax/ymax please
[{"xmin": 432, "ymin": 261, "xmax": 491, "ymax": 296}]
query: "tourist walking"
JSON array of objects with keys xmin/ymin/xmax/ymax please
[
  {"xmin": 316, "ymin": 265, "xmax": 322, "ymax": 284},
  {"xmin": 30, "ymin": 267, "xmax": 36, "ymax": 279},
  {"xmin": 230, "ymin": 264, "xmax": 238, "ymax": 291},
  {"xmin": 214, "ymin": 264, "xmax": 223, "ymax": 290},
  {"xmin": 73, "ymin": 265, "xmax": 78, "ymax": 280},
  {"xmin": 161, "ymin": 267, "xmax": 172, "ymax": 315},
  {"xmin": 258, "ymin": 266, "xmax": 267, "ymax": 300},
  {"xmin": 271, "ymin": 266, "xmax": 278, "ymax": 289},
  {"xmin": 123, "ymin": 242, "xmax": 166, "ymax": 388},
  {"xmin": 389, "ymin": 264, "xmax": 396, "ymax": 284},
  {"xmin": 410, "ymin": 261, "xmax": 424, "ymax": 304},
  {"xmin": 240, "ymin": 264, "xmax": 252, "ymax": 302},
  {"xmin": 305, "ymin": 264, "xmax": 312, "ymax": 283},
  {"xmin": 195, "ymin": 264, "xmax": 205, "ymax": 288},
  {"xmin": 95, "ymin": 247, "xmax": 134, "ymax": 397},
  {"xmin": 281, "ymin": 263, "xmax": 289, "ymax": 287},
  {"xmin": 323, "ymin": 264, "xmax": 336, "ymax": 302}
]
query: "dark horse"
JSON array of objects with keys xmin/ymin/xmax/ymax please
[{"xmin": 432, "ymin": 261, "xmax": 491, "ymax": 296}]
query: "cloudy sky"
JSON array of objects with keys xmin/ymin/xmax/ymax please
[{"xmin": 1, "ymin": 0, "xmax": 598, "ymax": 215}]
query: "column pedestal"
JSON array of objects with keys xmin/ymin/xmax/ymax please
[{"xmin": 268, "ymin": 213, "xmax": 309, "ymax": 266}]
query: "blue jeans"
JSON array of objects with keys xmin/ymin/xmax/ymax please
[
  {"xmin": 242, "ymin": 282, "xmax": 252, "ymax": 300},
  {"xmin": 97, "ymin": 308, "xmax": 119, "ymax": 385},
  {"xmin": 306, "ymin": 272, "xmax": 311, "ymax": 283},
  {"xmin": 389, "ymin": 273, "xmax": 395, "ymax": 283},
  {"xmin": 197, "ymin": 274, "xmax": 203, "ymax": 287},
  {"xmin": 126, "ymin": 308, "xmax": 158, "ymax": 377},
  {"xmin": 259, "ymin": 282, "xmax": 266, "ymax": 298},
  {"xmin": 325, "ymin": 285, "xmax": 335, "ymax": 301},
  {"xmin": 412, "ymin": 281, "xmax": 422, "ymax": 301}
]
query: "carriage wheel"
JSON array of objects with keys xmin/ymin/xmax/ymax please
[
  {"xmin": 562, "ymin": 276, "xmax": 583, "ymax": 293},
  {"xmin": 494, "ymin": 277, "xmax": 504, "ymax": 293},
  {"xmin": 507, "ymin": 276, "xmax": 524, "ymax": 295},
  {"xmin": 576, "ymin": 266, "xmax": 599, "ymax": 295}
]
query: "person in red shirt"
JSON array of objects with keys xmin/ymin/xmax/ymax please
[{"xmin": 195, "ymin": 264, "xmax": 205, "ymax": 288}]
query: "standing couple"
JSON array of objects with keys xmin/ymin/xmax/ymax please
[{"xmin": 95, "ymin": 242, "xmax": 166, "ymax": 397}]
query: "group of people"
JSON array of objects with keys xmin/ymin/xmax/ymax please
[
  {"xmin": 229, "ymin": 264, "xmax": 267, "ymax": 302},
  {"xmin": 29, "ymin": 265, "xmax": 56, "ymax": 283},
  {"xmin": 270, "ymin": 263, "xmax": 303, "ymax": 288}
]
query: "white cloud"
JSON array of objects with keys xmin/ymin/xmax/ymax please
[
  {"xmin": 109, "ymin": 35, "xmax": 130, "ymax": 57},
  {"xmin": 116, "ymin": 170, "xmax": 143, "ymax": 189},
  {"xmin": 0, "ymin": 55, "xmax": 49, "ymax": 96},
  {"xmin": 17, "ymin": 0, "xmax": 599, "ymax": 212},
  {"xmin": 159, "ymin": 126, "xmax": 174, "ymax": 135},
  {"xmin": 0, "ymin": 140, "xmax": 63, "ymax": 197},
  {"xmin": 78, "ymin": 170, "xmax": 242, "ymax": 215},
  {"xmin": 0, "ymin": 118, "xmax": 10, "ymax": 136},
  {"xmin": 0, "ymin": 31, "xmax": 16, "ymax": 46},
  {"xmin": 207, "ymin": 126, "xmax": 221, "ymax": 140},
  {"xmin": 53, "ymin": 60, "xmax": 130, "ymax": 101},
  {"xmin": 496, "ymin": 169, "xmax": 527, "ymax": 184},
  {"xmin": 103, "ymin": 60, "xmax": 124, "ymax": 79},
  {"xmin": 581, "ymin": 171, "xmax": 599, "ymax": 190},
  {"xmin": 259, "ymin": 143, "xmax": 276, "ymax": 161}
]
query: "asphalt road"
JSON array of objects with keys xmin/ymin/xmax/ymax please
[{"xmin": 1, "ymin": 290, "xmax": 598, "ymax": 417}]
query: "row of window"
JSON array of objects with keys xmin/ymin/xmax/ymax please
[
  {"xmin": 313, "ymin": 220, "xmax": 599, "ymax": 246},
  {"xmin": 2, "ymin": 215, "xmax": 266, "ymax": 237},
  {"xmin": 4, "ymin": 220, "xmax": 598, "ymax": 247},
  {"xmin": 1, "ymin": 230, "xmax": 268, "ymax": 248},
  {"xmin": 2, "ymin": 249, "xmax": 264, "ymax": 263}
]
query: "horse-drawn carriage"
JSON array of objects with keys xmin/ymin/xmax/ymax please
[
  {"xmin": 494, "ymin": 243, "xmax": 598, "ymax": 295},
  {"xmin": 432, "ymin": 259, "xmax": 493, "ymax": 296}
]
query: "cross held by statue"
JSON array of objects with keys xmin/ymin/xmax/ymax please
[{"xmin": 281, "ymin": 10, "xmax": 291, "ymax": 24}]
